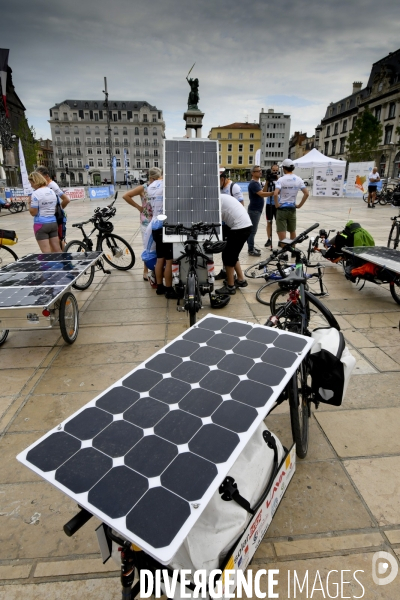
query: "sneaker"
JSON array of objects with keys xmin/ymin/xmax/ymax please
[
  {"xmin": 235, "ymin": 279, "xmax": 248, "ymax": 288},
  {"xmin": 372, "ymin": 204, "xmax": 376, "ymax": 208},
  {"xmin": 264, "ymin": 239, "xmax": 272, "ymax": 248},
  {"xmin": 216, "ymin": 284, "xmax": 236, "ymax": 295},
  {"xmin": 367, "ymin": 205, "xmax": 372, "ymax": 209},
  {"xmin": 215, "ymin": 268, "xmax": 227, "ymax": 280},
  {"xmin": 156, "ymin": 284, "xmax": 166, "ymax": 295},
  {"xmin": 164, "ymin": 287, "xmax": 179, "ymax": 299},
  {"xmin": 248, "ymin": 249, "xmax": 261, "ymax": 257}
]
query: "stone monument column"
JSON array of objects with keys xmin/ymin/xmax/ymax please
[{"xmin": 183, "ymin": 110, "xmax": 205, "ymax": 138}]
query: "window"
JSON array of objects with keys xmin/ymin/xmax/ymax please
[
  {"xmin": 134, "ymin": 114, "xmax": 138, "ymax": 122},
  {"xmin": 339, "ymin": 138, "xmax": 346, "ymax": 154},
  {"xmin": 55, "ymin": 126, "xmax": 60, "ymax": 134},
  {"xmin": 334, "ymin": 123, "xmax": 338, "ymax": 135},
  {"xmin": 114, "ymin": 138, "xmax": 119, "ymax": 146},
  {"xmin": 352, "ymin": 116, "xmax": 357, "ymax": 129},
  {"xmin": 145, "ymin": 160, "xmax": 150, "ymax": 168},
  {"xmin": 98, "ymin": 159, "xmax": 103, "ymax": 167},
  {"xmin": 227, "ymin": 155, "xmax": 232, "ymax": 164},
  {"xmin": 144, "ymin": 138, "xmax": 149, "ymax": 146},
  {"xmin": 74, "ymin": 126, "xmax": 79, "ymax": 134},
  {"xmin": 54, "ymin": 112, "xmax": 59, "ymax": 120},
  {"xmin": 88, "ymin": 158, "xmax": 94, "ymax": 167},
  {"xmin": 88, "ymin": 148, "xmax": 93, "ymax": 155},
  {"xmin": 248, "ymin": 155, "xmax": 253, "ymax": 165},
  {"xmin": 96, "ymin": 137, "xmax": 101, "ymax": 145},
  {"xmin": 123, "ymin": 138, "xmax": 128, "ymax": 146},
  {"xmin": 389, "ymin": 103, "xmax": 396, "ymax": 119},
  {"xmin": 144, "ymin": 127, "xmax": 148, "ymax": 135},
  {"xmin": 115, "ymin": 148, "xmax": 121, "ymax": 155},
  {"xmin": 375, "ymin": 107, "xmax": 381, "ymax": 121},
  {"xmin": 136, "ymin": 149, "xmax": 140, "ymax": 157},
  {"xmin": 331, "ymin": 140, "xmax": 337, "ymax": 154},
  {"xmin": 152, "ymin": 114, "xmax": 157, "ymax": 122},
  {"xmin": 63, "ymin": 112, "xmax": 68, "ymax": 120},
  {"xmin": 218, "ymin": 143, "xmax": 221, "ymax": 151},
  {"xmin": 326, "ymin": 125, "xmax": 330, "ymax": 137},
  {"xmin": 116, "ymin": 158, "xmax": 121, "ymax": 167},
  {"xmin": 154, "ymin": 161, "xmax": 159, "ymax": 167},
  {"xmin": 324, "ymin": 141, "xmax": 329, "ymax": 155},
  {"xmin": 94, "ymin": 113, "xmax": 99, "ymax": 121},
  {"xmin": 228, "ymin": 133, "xmax": 232, "ymax": 139},
  {"xmin": 126, "ymin": 159, "xmax": 130, "ymax": 167},
  {"xmin": 125, "ymin": 149, "xmax": 129, "ymax": 155},
  {"xmin": 123, "ymin": 128, "xmax": 127, "ymax": 135},
  {"xmin": 153, "ymin": 127, "xmax": 157, "ymax": 136},
  {"xmin": 114, "ymin": 127, "xmax": 118, "ymax": 135},
  {"xmin": 106, "ymin": 147, "xmax": 110, "ymax": 154},
  {"xmin": 238, "ymin": 144, "xmax": 243, "ymax": 152},
  {"xmin": 136, "ymin": 161, "xmax": 141, "ymax": 168},
  {"xmin": 143, "ymin": 114, "xmax": 148, "ymax": 122},
  {"xmin": 135, "ymin": 138, "xmax": 140, "ymax": 146},
  {"xmin": 68, "ymin": 159, "xmax": 73, "ymax": 168},
  {"xmin": 239, "ymin": 133, "xmax": 243, "ymax": 140},
  {"xmin": 342, "ymin": 120, "xmax": 347, "ymax": 133},
  {"xmin": 250, "ymin": 133, "xmax": 254, "ymax": 139},
  {"xmin": 145, "ymin": 150, "xmax": 149, "ymax": 157},
  {"xmin": 95, "ymin": 127, "xmax": 100, "ymax": 135},
  {"xmin": 384, "ymin": 126, "xmax": 393, "ymax": 145},
  {"xmin": 86, "ymin": 126, "xmax": 90, "ymax": 134},
  {"xmin": 113, "ymin": 114, "xmax": 118, "ymax": 122},
  {"xmin": 77, "ymin": 148, "xmax": 81, "ymax": 156},
  {"xmin": 65, "ymin": 127, "xmax": 70, "ymax": 134},
  {"xmin": 154, "ymin": 149, "xmax": 158, "ymax": 157},
  {"xmin": 57, "ymin": 148, "xmax": 62, "ymax": 156},
  {"xmin": 77, "ymin": 160, "xmax": 82, "ymax": 168},
  {"xmin": 217, "ymin": 133, "xmax": 221, "ymax": 139},
  {"xmin": 67, "ymin": 148, "xmax": 72, "ymax": 155},
  {"xmin": 249, "ymin": 144, "xmax": 254, "ymax": 152},
  {"xmin": 227, "ymin": 143, "xmax": 232, "ymax": 152},
  {"xmin": 97, "ymin": 147, "xmax": 102, "ymax": 155},
  {"xmin": 59, "ymin": 159, "xmax": 63, "ymax": 168}
]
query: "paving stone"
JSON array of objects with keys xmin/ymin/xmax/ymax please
[
  {"xmin": 0, "ymin": 564, "xmax": 31, "ymax": 579},
  {"xmin": 34, "ymin": 558, "xmax": 119, "ymax": 577},
  {"xmin": 0, "ymin": 577, "xmax": 119, "ymax": 600},
  {"xmin": 360, "ymin": 347, "xmax": 400, "ymax": 371},
  {"xmin": 0, "ymin": 347, "xmax": 51, "ymax": 370},
  {"xmin": 274, "ymin": 531, "xmax": 384, "ymax": 556},
  {"xmin": 73, "ymin": 324, "xmax": 164, "ymax": 344},
  {"xmin": 385, "ymin": 529, "xmax": 400, "ymax": 544},
  {"xmin": 253, "ymin": 542, "xmax": 275, "ymax": 560},
  {"xmin": 51, "ymin": 341, "xmax": 160, "ymax": 368}
]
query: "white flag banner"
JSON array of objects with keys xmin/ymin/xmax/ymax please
[
  {"xmin": 255, "ymin": 149, "xmax": 261, "ymax": 166},
  {"xmin": 18, "ymin": 138, "xmax": 33, "ymax": 195}
]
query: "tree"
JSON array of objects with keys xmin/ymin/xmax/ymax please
[
  {"xmin": 16, "ymin": 116, "xmax": 39, "ymax": 174},
  {"xmin": 346, "ymin": 107, "xmax": 383, "ymax": 162}
]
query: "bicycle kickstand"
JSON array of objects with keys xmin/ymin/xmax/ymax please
[{"xmin": 97, "ymin": 258, "xmax": 111, "ymax": 275}]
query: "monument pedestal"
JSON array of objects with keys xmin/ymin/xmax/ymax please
[{"xmin": 183, "ymin": 110, "xmax": 204, "ymax": 138}]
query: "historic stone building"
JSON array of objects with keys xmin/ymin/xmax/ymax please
[
  {"xmin": 36, "ymin": 138, "xmax": 54, "ymax": 176},
  {"xmin": 48, "ymin": 100, "xmax": 165, "ymax": 185},
  {"xmin": 317, "ymin": 48, "xmax": 400, "ymax": 177},
  {"xmin": 208, "ymin": 122, "xmax": 261, "ymax": 179},
  {"xmin": 288, "ymin": 131, "xmax": 315, "ymax": 160},
  {"xmin": 259, "ymin": 108, "xmax": 291, "ymax": 169},
  {"xmin": 0, "ymin": 65, "xmax": 26, "ymax": 186}
]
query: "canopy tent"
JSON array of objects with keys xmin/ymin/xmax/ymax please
[{"xmin": 292, "ymin": 148, "xmax": 345, "ymax": 169}]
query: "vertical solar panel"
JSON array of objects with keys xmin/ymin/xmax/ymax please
[{"xmin": 164, "ymin": 139, "xmax": 220, "ymax": 240}]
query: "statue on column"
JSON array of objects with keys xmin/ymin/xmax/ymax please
[{"xmin": 186, "ymin": 63, "xmax": 200, "ymax": 110}]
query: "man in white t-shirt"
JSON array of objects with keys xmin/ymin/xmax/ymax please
[
  {"xmin": 368, "ymin": 167, "xmax": 380, "ymax": 208},
  {"xmin": 36, "ymin": 167, "xmax": 70, "ymax": 248},
  {"xmin": 215, "ymin": 194, "xmax": 252, "ymax": 296},
  {"xmin": 219, "ymin": 168, "xmax": 244, "ymax": 204},
  {"xmin": 273, "ymin": 158, "xmax": 309, "ymax": 251}
]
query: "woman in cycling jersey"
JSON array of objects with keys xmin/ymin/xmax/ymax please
[{"xmin": 28, "ymin": 172, "xmax": 60, "ymax": 253}]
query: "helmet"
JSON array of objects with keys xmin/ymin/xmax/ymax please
[
  {"xmin": 210, "ymin": 294, "xmax": 231, "ymax": 309},
  {"xmin": 203, "ymin": 240, "xmax": 227, "ymax": 254},
  {"xmin": 219, "ymin": 167, "xmax": 228, "ymax": 179},
  {"xmin": 95, "ymin": 218, "xmax": 114, "ymax": 233}
]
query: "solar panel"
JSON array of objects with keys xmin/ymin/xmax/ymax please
[
  {"xmin": 163, "ymin": 139, "xmax": 220, "ymax": 242},
  {"xmin": 0, "ymin": 252, "xmax": 103, "ymax": 309},
  {"xmin": 342, "ymin": 246, "xmax": 400, "ymax": 275},
  {"xmin": 18, "ymin": 315, "xmax": 313, "ymax": 564}
]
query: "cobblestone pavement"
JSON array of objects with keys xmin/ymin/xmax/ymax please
[{"xmin": 1, "ymin": 193, "xmax": 400, "ymax": 598}]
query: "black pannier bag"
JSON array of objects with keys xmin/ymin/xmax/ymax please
[
  {"xmin": 391, "ymin": 191, "xmax": 400, "ymax": 207},
  {"xmin": 309, "ymin": 328, "xmax": 356, "ymax": 406}
]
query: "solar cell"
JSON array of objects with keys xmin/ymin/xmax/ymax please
[
  {"xmin": 18, "ymin": 315, "xmax": 313, "ymax": 564},
  {"xmin": 342, "ymin": 246, "xmax": 400, "ymax": 275}
]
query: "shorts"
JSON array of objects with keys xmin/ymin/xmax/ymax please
[
  {"xmin": 222, "ymin": 224, "xmax": 231, "ymax": 241},
  {"xmin": 265, "ymin": 204, "xmax": 276, "ymax": 222},
  {"xmin": 34, "ymin": 222, "xmax": 58, "ymax": 241},
  {"xmin": 368, "ymin": 185, "xmax": 377, "ymax": 193},
  {"xmin": 152, "ymin": 227, "xmax": 173, "ymax": 260},
  {"xmin": 222, "ymin": 226, "xmax": 252, "ymax": 267},
  {"xmin": 276, "ymin": 208, "xmax": 296, "ymax": 233}
]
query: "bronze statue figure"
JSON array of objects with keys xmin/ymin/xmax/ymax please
[{"xmin": 186, "ymin": 63, "xmax": 200, "ymax": 110}]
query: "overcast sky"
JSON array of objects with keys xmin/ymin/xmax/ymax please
[{"xmin": 2, "ymin": 0, "xmax": 399, "ymax": 144}]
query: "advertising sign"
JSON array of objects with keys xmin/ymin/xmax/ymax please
[
  {"xmin": 88, "ymin": 186, "xmax": 113, "ymax": 200},
  {"xmin": 61, "ymin": 187, "xmax": 85, "ymax": 200},
  {"xmin": 345, "ymin": 161, "xmax": 375, "ymax": 197},
  {"xmin": 312, "ymin": 164, "xmax": 345, "ymax": 198}
]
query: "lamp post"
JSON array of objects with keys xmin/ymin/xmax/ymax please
[
  {"xmin": 387, "ymin": 142, "xmax": 395, "ymax": 181},
  {"xmin": 102, "ymin": 77, "xmax": 114, "ymax": 186}
]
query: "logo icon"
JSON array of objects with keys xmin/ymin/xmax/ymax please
[{"xmin": 372, "ymin": 551, "xmax": 398, "ymax": 586}]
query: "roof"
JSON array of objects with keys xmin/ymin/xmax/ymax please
[
  {"xmin": 50, "ymin": 100, "xmax": 159, "ymax": 111},
  {"xmin": 210, "ymin": 122, "xmax": 260, "ymax": 130}
]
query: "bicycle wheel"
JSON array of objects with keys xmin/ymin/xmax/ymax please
[
  {"xmin": 64, "ymin": 240, "xmax": 95, "ymax": 290},
  {"xmin": 0, "ymin": 244, "xmax": 18, "ymax": 267},
  {"xmin": 270, "ymin": 288, "xmax": 339, "ymax": 332},
  {"xmin": 187, "ymin": 272, "xmax": 197, "ymax": 326},
  {"xmin": 59, "ymin": 292, "xmax": 79, "ymax": 344},
  {"xmin": 390, "ymin": 276, "xmax": 400, "ymax": 305},
  {"xmin": 387, "ymin": 223, "xmax": 400, "ymax": 250},
  {"xmin": 101, "ymin": 234, "xmax": 135, "ymax": 270},
  {"xmin": 362, "ymin": 193, "xmax": 369, "ymax": 203},
  {"xmin": 9, "ymin": 202, "xmax": 19, "ymax": 213},
  {"xmin": 0, "ymin": 328, "xmax": 9, "ymax": 346},
  {"xmin": 288, "ymin": 359, "xmax": 311, "ymax": 459},
  {"xmin": 255, "ymin": 281, "xmax": 278, "ymax": 306}
]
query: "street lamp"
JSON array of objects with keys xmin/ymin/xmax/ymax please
[
  {"xmin": 315, "ymin": 125, "xmax": 323, "ymax": 152},
  {"xmin": 388, "ymin": 142, "xmax": 395, "ymax": 180}
]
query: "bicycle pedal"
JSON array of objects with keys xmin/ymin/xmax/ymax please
[{"xmin": 103, "ymin": 269, "xmax": 111, "ymax": 275}]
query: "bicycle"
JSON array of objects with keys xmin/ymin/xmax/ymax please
[
  {"xmin": 0, "ymin": 198, "xmax": 22, "ymax": 214},
  {"xmin": 0, "ymin": 244, "xmax": 18, "ymax": 267},
  {"xmin": 65, "ymin": 193, "xmax": 135, "ymax": 290},
  {"xmin": 160, "ymin": 218, "xmax": 229, "ymax": 326},
  {"xmin": 387, "ymin": 211, "xmax": 400, "ymax": 250},
  {"xmin": 264, "ymin": 223, "xmax": 340, "ymax": 458}
]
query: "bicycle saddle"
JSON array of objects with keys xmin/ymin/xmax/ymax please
[{"xmin": 278, "ymin": 272, "xmax": 307, "ymax": 288}]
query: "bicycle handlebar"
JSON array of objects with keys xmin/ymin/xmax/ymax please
[
  {"xmin": 164, "ymin": 221, "xmax": 221, "ymax": 234},
  {"xmin": 72, "ymin": 219, "xmax": 92, "ymax": 228}
]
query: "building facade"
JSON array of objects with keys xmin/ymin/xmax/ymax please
[
  {"xmin": 288, "ymin": 131, "xmax": 315, "ymax": 160},
  {"xmin": 259, "ymin": 108, "xmax": 291, "ymax": 169},
  {"xmin": 208, "ymin": 122, "xmax": 261, "ymax": 179},
  {"xmin": 36, "ymin": 138, "xmax": 54, "ymax": 175},
  {"xmin": 48, "ymin": 100, "xmax": 165, "ymax": 185},
  {"xmin": 317, "ymin": 48, "xmax": 400, "ymax": 177},
  {"xmin": 0, "ymin": 65, "xmax": 26, "ymax": 186}
]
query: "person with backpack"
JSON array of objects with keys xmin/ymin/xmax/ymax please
[
  {"xmin": 28, "ymin": 172, "xmax": 60, "ymax": 253},
  {"xmin": 36, "ymin": 167, "xmax": 70, "ymax": 249}
]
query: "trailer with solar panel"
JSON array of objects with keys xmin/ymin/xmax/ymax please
[
  {"xmin": 342, "ymin": 246, "xmax": 400, "ymax": 305},
  {"xmin": 162, "ymin": 139, "xmax": 227, "ymax": 323},
  {"xmin": 0, "ymin": 251, "xmax": 103, "ymax": 346},
  {"xmin": 18, "ymin": 315, "xmax": 313, "ymax": 598}
]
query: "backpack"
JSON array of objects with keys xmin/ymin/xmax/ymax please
[
  {"xmin": 343, "ymin": 220, "xmax": 375, "ymax": 247},
  {"xmin": 309, "ymin": 328, "xmax": 356, "ymax": 406},
  {"xmin": 54, "ymin": 196, "xmax": 65, "ymax": 225}
]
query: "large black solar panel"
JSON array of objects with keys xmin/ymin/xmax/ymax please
[
  {"xmin": 342, "ymin": 246, "xmax": 400, "ymax": 275},
  {"xmin": 164, "ymin": 139, "xmax": 220, "ymax": 239},
  {"xmin": 18, "ymin": 315, "xmax": 313, "ymax": 564}
]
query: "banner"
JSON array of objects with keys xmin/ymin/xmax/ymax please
[
  {"xmin": 345, "ymin": 162, "xmax": 375, "ymax": 197},
  {"xmin": 18, "ymin": 139, "xmax": 33, "ymax": 195},
  {"xmin": 312, "ymin": 165, "xmax": 345, "ymax": 198},
  {"xmin": 88, "ymin": 186, "xmax": 113, "ymax": 200},
  {"xmin": 124, "ymin": 148, "xmax": 130, "ymax": 186},
  {"xmin": 61, "ymin": 187, "xmax": 85, "ymax": 200},
  {"xmin": 112, "ymin": 156, "xmax": 117, "ymax": 185}
]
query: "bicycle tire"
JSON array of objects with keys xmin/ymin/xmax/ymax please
[
  {"xmin": 64, "ymin": 240, "xmax": 95, "ymax": 290},
  {"xmin": 387, "ymin": 223, "xmax": 400, "ymax": 250},
  {"xmin": 270, "ymin": 288, "xmax": 340, "ymax": 332},
  {"xmin": 288, "ymin": 360, "xmax": 311, "ymax": 459},
  {"xmin": 390, "ymin": 277, "xmax": 400, "ymax": 305},
  {"xmin": 0, "ymin": 244, "xmax": 18, "ymax": 267},
  {"xmin": 255, "ymin": 281, "xmax": 278, "ymax": 306},
  {"xmin": 101, "ymin": 233, "xmax": 135, "ymax": 270},
  {"xmin": 59, "ymin": 292, "xmax": 79, "ymax": 344},
  {"xmin": 187, "ymin": 273, "xmax": 197, "ymax": 326},
  {"xmin": 8, "ymin": 202, "xmax": 19, "ymax": 213},
  {"xmin": 362, "ymin": 193, "xmax": 369, "ymax": 203},
  {"xmin": 0, "ymin": 328, "xmax": 9, "ymax": 346}
]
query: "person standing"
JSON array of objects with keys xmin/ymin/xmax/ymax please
[
  {"xmin": 367, "ymin": 167, "xmax": 380, "ymax": 208},
  {"xmin": 247, "ymin": 165, "xmax": 272, "ymax": 256},
  {"xmin": 273, "ymin": 159, "xmax": 309, "ymax": 250},
  {"xmin": 123, "ymin": 182, "xmax": 152, "ymax": 279},
  {"xmin": 219, "ymin": 168, "xmax": 244, "ymax": 204},
  {"xmin": 28, "ymin": 172, "xmax": 60, "ymax": 253},
  {"xmin": 263, "ymin": 164, "xmax": 280, "ymax": 249},
  {"xmin": 36, "ymin": 166, "xmax": 70, "ymax": 249},
  {"xmin": 215, "ymin": 193, "xmax": 252, "ymax": 296}
]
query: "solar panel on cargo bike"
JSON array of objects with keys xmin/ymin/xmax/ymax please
[
  {"xmin": 342, "ymin": 246, "xmax": 400, "ymax": 275},
  {"xmin": 18, "ymin": 315, "xmax": 313, "ymax": 564},
  {"xmin": 0, "ymin": 252, "xmax": 102, "ymax": 308},
  {"xmin": 163, "ymin": 139, "xmax": 220, "ymax": 241}
]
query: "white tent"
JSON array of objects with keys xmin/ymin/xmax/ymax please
[{"xmin": 292, "ymin": 148, "xmax": 345, "ymax": 168}]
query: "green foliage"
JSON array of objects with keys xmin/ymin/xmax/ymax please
[
  {"xmin": 16, "ymin": 116, "xmax": 39, "ymax": 173},
  {"xmin": 395, "ymin": 125, "xmax": 400, "ymax": 147},
  {"xmin": 346, "ymin": 107, "xmax": 383, "ymax": 162}
]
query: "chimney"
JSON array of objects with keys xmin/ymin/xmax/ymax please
[
  {"xmin": 268, "ymin": 108, "xmax": 274, "ymax": 113},
  {"xmin": 261, "ymin": 108, "xmax": 264, "ymax": 113},
  {"xmin": 352, "ymin": 82, "xmax": 362, "ymax": 94}
]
